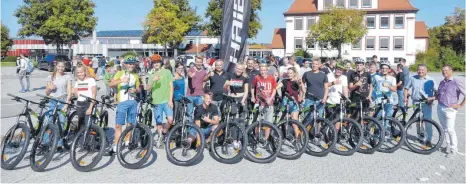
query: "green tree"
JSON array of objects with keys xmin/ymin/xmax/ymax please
[
  {"xmin": 307, "ymin": 6, "xmax": 367, "ymax": 59},
  {"xmin": 143, "ymin": 0, "xmax": 193, "ymax": 56},
  {"xmin": 15, "ymin": 0, "xmax": 97, "ymax": 54},
  {"xmin": 294, "ymin": 49, "xmax": 312, "ymax": 58},
  {"xmin": 440, "ymin": 7, "xmax": 465, "ymax": 55},
  {"xmin": 1, "ymin": 24, "xmax": 13, "ymax": 56},
  {"xmin": 203, "ymin": 0, "xmax": 262, "ymax": 39}
]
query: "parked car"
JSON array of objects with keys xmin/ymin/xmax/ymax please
[
  {"xmin": 177, "ymin": 55, "xmax": 196, "ymax": 68},
  {"xmin": 37, "ymin": 54, "xmax": 72, "ymax": 72}
]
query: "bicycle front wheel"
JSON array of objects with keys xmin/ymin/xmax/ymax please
[
  {"xmin": 1, "ymin": 122, "xmax": 31, "ymax": 170},
  {"xmin": 116, "ymin": 123, "xmax": 153, "ymax": 169},
  {"xmin": 404, "ymin": 118, "xmax": 444, "ymax": 154},
  {"xmin": 30, "ymin": 124, "xmax": 59, "ymax": 172},
  {"xmin": 304, "ymin": 118, "xmax": 337, "ymax": 157},
  {"xmin": 70, "ymin": 124, "xmax": 106, "ymax": 172},
  {"xmin": 244, "ymin": 121, "xmax": 282, "ymax": 163},
  {"xmin": 356, "ymin": 116, "xmax": 384, "ymax": 154},
  {"xmin": 332, "ymin": 117, "xmax": 363, "ymax": 156},
  {"xmin": 165, "ymin": 123, "xmax": 205, "ymax": 166},
  {"xmin": 277, "ymin": 120, "xmax": 309, "ymax": 160},
  {"xmin": 210, "ymin": 120, "xmax": 246, "ymax": 164},
  {"xmin": 63, "ymin": 111, "xmax": 79, "ymax": 150},
  {"xmin": 378, "ymin": 117, "xmax": 405, "ymax": 153}
]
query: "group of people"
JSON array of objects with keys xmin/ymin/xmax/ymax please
[{"xmin": 41, "ymin": 52, "xmax": 464, "ymax": 158}]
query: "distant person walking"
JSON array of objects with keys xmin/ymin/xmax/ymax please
[{"xmin": 18, "ymin": 54, "xmax": 31, "ymax": 93}]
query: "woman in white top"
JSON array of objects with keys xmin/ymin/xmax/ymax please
[{"xmin": 73, "ymin": 65, "xmax": 97, "ymax": 130}]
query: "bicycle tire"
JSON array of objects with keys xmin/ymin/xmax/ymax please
[
  {"xmin": 116, "ymin": 123, "xmax": 153, "ymax": 169},
  {"xmin": 30, "ymin": 123, "xmax": 59, "ymax": 172},
  {"xmin": 1, "ymin": 122, "xmax": 31, "ymax": 170},
  {"xmin": 165, "ymin": 123, "xmax": 205, "ymax": 166},
  {"xmin": 70, "ymin": 124, "xmax": 106, "ymax": 172},
  {"xmin": 277, "ymin": 119, "xmax": 309, "ymax": 160},
  {"xmin": 354, "ymin": 116, "xmax": 384, "ymax": 154},
  {"xmin": 404, "ymin": 118, "xmax": 444, "ymax": 155},
  {"xmin": 378, "ymin": 117, "xmax": 406, "ymax": 153},
  {"xmin": 304, "ymin": 118, "xmax": 337, "ymax": 157},
  {"xmin": 244, "ymin": 121, "xmax": 282, "ymax": 163},
  {"xmin": 209, "ymin": 120, "xmax": 246, "ymax": 164},
  {"xmin": 332, "ymin": 117, "xmax": 363, "ymax": 156},
  {"xmin": 63, "ymin": 111, "xmax": 78, "ymax": 150}
]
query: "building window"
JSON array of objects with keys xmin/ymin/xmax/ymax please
[
  {"xmin": 394, "ymin": 57, "xmax": 403, "ymax": 63},
  {"xmin": 324, "ymin": 0, "xmax": 333, "ymax": 9},
  {"xmin": 379, "ymin": 37, "xmax": 389, "ymax": 50},
  {"xmin": 380, "ymin": 57, "xmax": 388, "ymax": 63},
  {"xmin": 394, "ymin": 16, "xmax": 404, "ymax": 29},
  {"xmin": 366, "ymin": 16, "xmax": 375, "ymax": 29},
  {"xmin": 366, "ymin": 57, "xmax": 373, "ymax": 63},
  {"xmin": 308, "ymin": 39, "xmax": 316, "ymax": 49},
  {"xmin": 336, "ymin": 0, "xmax": 345, "ymax": 7},
  {"xmin": 352, "ymin": 39, "xmax": 362, "ymax": 49},
  {"xmin": 366, "ymin": 37, "xmax": 375, "ymax": 50},
  {"xmin": 319, "ymin": 42, "xmax": 329, "ymax": 49},
  {"xmin": 362, "ymin": 0, "xmax": 371, "ymax": 7},
  {"xmin": 307, "ymin": 18, "xmax": 316, "ymax": 30},
  {"xmin": 295, "ymin": 18, "xmax": 303, "ymax": 30},
  {"xmin": 349, "ymin": 0, "xmax": 358, "ymax": 8},
  {"xmin": 380, "ymin": 16, "xmax": 390, "ymax": 29},
  {"xmin": 394, "ymin": 37, "xmax": 404, "ymax": 50},
  {"xmin": 295, "ymin": 38, "xmax": 303, "ymax": 49}
]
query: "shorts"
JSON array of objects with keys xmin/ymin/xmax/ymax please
[
  {"xmin": 153, "ymin": 102, "xmax": 173, "ymax": 124},
  {"xmin": 189, "ymin": 125, "xmax": 214, "ymax": 138},
  {"xmin": 281, "ymin": 98, "xmax": 299, "ymax": 113},
  {"xmin": 116, "ymin": 100, "xmax": 138, "ymax": 125}
]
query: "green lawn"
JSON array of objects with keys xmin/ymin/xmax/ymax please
[{"xmin": 1, "ymin": 61, "xmax": 38, "ymax": 67}]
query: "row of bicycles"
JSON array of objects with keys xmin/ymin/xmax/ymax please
[{"xmin": 1, "ymin": 90, "xmax": 445, "ymax": 171}]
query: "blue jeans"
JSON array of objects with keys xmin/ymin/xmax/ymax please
[
  {"xmin": 378, "ymin": 103, "xmax": 394, "ymax": 128},
  {"xmin": 153, "ymin": 102, "xmax": 173, "ymax": 124},
  {"xmin": 189, "ymin": 125, "xmax": 214, "ymax": 139},
  {"xmin": 303, "ymin": 99, "xmax": 324, "ymax": 122},
  {"xmin": 186, "ymin": 96, "xmax": 203, "ymax": 123},
  {"xmin": 417, "ymin": 102, "xmax": 433, "ymax": 141},
  {"xmin": 397, "ymin": 90, "xmax": 405, "ymax": 109}
]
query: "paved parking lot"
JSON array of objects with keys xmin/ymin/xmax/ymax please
[{"xmin": 1, "ymin": 67, "xmax": 465, "ymax": 183}]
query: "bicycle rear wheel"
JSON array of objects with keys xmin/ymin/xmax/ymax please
[
  {"xmin": 30, "ymin": 124, "xmax": 59, "ymax": 172},
  {"xmin": 70, "ymin": 124, "xmax": 106, "ymax": 172},
  {"xmin": 116, "ymin": 123, "xmax": 153, "ymax": 169},
  {"xmin": 63, "ymin": 111, "xmax": 79, "ymax": 150},
  {"xmin": 210, "ymin": 120, "xmax": 246, "ymax": 164},
  {"xmin": 332, "ymin": 118, "xmax": 363, "ymax": 156},
  {"xmin": 378, "ymin": 117, "xmax": 405, "ymax": 153},
  {"xmin": 244, "ymin": 121, "xmax": 282, "ymax": 163},
  {"xmin": 355, "ymin": 116, "xmax": 384, "ymax": 154},
  {"xmin": 404, "ymin": 118, "xmax": 444, "ymax": 154},
  {"xmin": 277, "ymin": 120, "xmax": 308, "ymax": 160},
  {"xmin": 1, "ymin": 123, "xmax": 30, "ymax": 170},
  {"xmin": 165, "ymin": 123, "xmax": 205, "ymax": 166},
  {"xmin": 304, "ymin": 118, "xmax": 337, "ymax": 157}
]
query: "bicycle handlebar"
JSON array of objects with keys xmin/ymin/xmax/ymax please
[
  {"xmin": 36, "ymin": 94, "xmax": 77, "ymax": 107},
  {"xmin": 338, "ymin": 92, "xmax": 351, "ymax": 103},
  {"xmin": 79, "ymin": 94, "xmax": 115, "ymax": 109},
  {"xmin": 7, "ymin": 93, "xmax": 41, "ymax": 105}
]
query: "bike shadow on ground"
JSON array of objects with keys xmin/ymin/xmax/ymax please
[
  {"xmin": 91, "ymin": 155, "xmax": 116, "ymax": 172},
  {"xmin": 136, "ymin": 150, "xmax": 157, "ymax": 169},
  {"xmin": 31, "ymin": 86, "xmax": 46, "ymax": 91},
  {"xmin": 42, "ymin": 151, "xmax": 71, "ymax": 172}
]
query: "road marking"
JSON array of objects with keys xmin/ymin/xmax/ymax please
[
  {"xmin": 439, "ymin": 165, "xmax": 446, "ymax": 170},
  {"xmin": 434, "ymin": 172, "xmax": 442, "ymax": 176},
  {"xmin": 1, "ymin": 103, "xmax": 22, "ymax": 106},
  {"xmin": 418, "ymin": 177, "xmax": 429, "ymax": 182},
  {"xmin": 457, "ymin": 152, "xmax": 465, "ymax": 156}
]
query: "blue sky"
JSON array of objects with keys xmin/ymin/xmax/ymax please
[{"xmin": 1, "ymin": 0, "xmax": 464, "ymax": 43}]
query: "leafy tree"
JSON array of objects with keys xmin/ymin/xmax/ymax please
[
  {"xmin": 307, "ymin": 6, "xmax": 367, "ymax": 59},
  {"xmin": 440, "ymin": 7, "xmax": 465, "ymax": 55},
  {"xmin": 1, "ymin": 24, "xmax": 13, "ymax": 56},
  {"xmin": 143, "ymin": 0, "xmax": 193, "ymax": 56},
  {"xmin": 203, "ymin": 0, "xmax": 262, "ymax": 39},
  {"xmin": 294, "ymin": 49, "xmax": 312, "ymax": 58},
  {"xmin": 15, "ymin": 0, "xmax": 97, "ymax": 54}
]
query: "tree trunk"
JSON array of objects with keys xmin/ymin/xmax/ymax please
[
  {"xmin": 337, "ymin": 44, "xmax": 342, "ymax": 59},
  {"xmin": 164, "ymin": 43, "xmax": 168, "ymax": 57}
]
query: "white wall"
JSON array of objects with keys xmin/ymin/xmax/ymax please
[
  {"xmin": 285, "ymin": 13, "xmax": 418, "ymax": 65},
  {"xmin": 272, "ymin": 49, "xmax": 285, "ymax": 58},
  {"xmin": 199, "ymin": 37, "xmax": 219, "ymax": 44},
  {"xmin": 414, "ymin": 38, "xmax": 427, "ymax": 53},
  {"xmin": 317, "ymin": 0, "xmax": 378, "ymax": 11}
]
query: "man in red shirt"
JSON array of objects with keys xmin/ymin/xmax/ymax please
[
  {"xmin": 82, "ymin": 55, "xmax": 91, "ymax": 66},
  {"xmin": 251, "ymin": 63, "xmax": 277, "ymax": 124}
]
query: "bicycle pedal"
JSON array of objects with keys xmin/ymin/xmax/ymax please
[
  {"xmin": 360, "ymin": 145, "xmax": 368, "ymax": 149},
  {"xmin": 3, "ymin": 154, "xmax": 7, "ymax": 161},
  {"xmin": 216, "ymin": 130, "xmax": 224, "ymax": 137},
  {"xmin": 306, "ymin": 125, "xmax": 312, "ymax": 131},
  {"xmin": 322, "ymin": 144, "xmax": 329, "ymax": 149}
]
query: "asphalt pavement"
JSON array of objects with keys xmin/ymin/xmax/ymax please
[{"xmin": 0, "ymin": 66, "xmax": 465, "ymax": 183}]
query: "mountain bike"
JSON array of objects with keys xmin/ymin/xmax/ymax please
[
  {"xmin": 394, "ymin": 94, "xmax": 444, "ymax": 154},
  {"xmin": 301, "ymin": 93, "xmax": 337, "ymax": 157},
  {"xmin": 94, "ymin": 95, "xmax": 113, "ymax": 130},
  {"xmin": 1, "ymin": 94, "xmax": 48, "ymax": 170},
  {"xmin": 347, "ymin": 92, "xmax": 384, "ymax": 154},
  {"xmin": 70, "ymin": 95, "xmax": 110, "ymax": 172},
  {"xmin": 209, "ymin": 94, "xmax": 247, "ymax": 164},
  {"xmin": 136, "ymin": 93, "xmax": 153, "ymax": 129},
  {"xmin": 274, "ymin": 92, "xmax": 308, "ymax": 160},
  {"xmin": 324, "ymin": 93, "xmax": 363, "ymax": 156},
  {"xmin": 372, "ymin": 93, "xmax": 406, "ymax": 153},
  {"xmin": 116, "ymin": 94, "xmax": 153, "ymax": 169},
  {"xmin": 244, "ymin": 95, "xmax": 282, "ymax": 163},
  {"xmin": 30, "ymin": 94, "xmax": 79, "ymax": 172},
  {"xmin": 165, "ymin": 96, "xmax": 206, "ymax": 166}
]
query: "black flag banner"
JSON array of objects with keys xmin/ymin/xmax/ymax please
[{"xmin": 219, "ymin": 0, "xmax": 252, "ymax": 72}]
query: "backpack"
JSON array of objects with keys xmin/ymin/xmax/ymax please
[{"xmin": 26, "ymin": 58, "xmax": 34, "ymax": 73}]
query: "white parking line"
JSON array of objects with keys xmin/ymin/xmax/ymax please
[{"xmin": 1, "ymin": 103, "xmax": 22, "ymax": 106}]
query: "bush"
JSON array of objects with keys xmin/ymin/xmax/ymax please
[
  {"xmin": 1, "ymin": 56, "xmax": 17, "ymax": 63},
  {"xmin": 412, "ymin": 47, "xmax": 465, "ymax": 72},
  {"xmin": 121, "ymin": 51, "xmax": 137, "ymax": 59},
  {"xmin": 294, "ymin": 49, "xmax": 312, "ymax": 58}
]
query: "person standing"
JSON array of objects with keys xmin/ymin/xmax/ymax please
[
  {"xmin": 279, "ymin": 57, "xmax": 292, "ymax": 79},
  {"xmin": 348, "ymin": 58, "xmax": 372, "ymax": 103},
  {"xmin": 436, "ymin": 64, "xmax": 465, "ymax": 158},
  {"xmin": 73, "ymin": 65, "xmax": 97, "ymax": 132},
  {"xmin": 225, "ymin": 62, "xmax": 249, "ymax": 119},
  {"xmin": 400, "ymin": 58, "xmax": 410, "ymax": 89},
  {"xmin": 16, "ymin": 56, "xmax": 21, "ymax": 74},
  {"xmin": 18, "ymin": 54, "xmax": 31, "ymax": 93},
  {"xmin": 300, "ymin": 59, "xmax": 311, "ymax": 77},
  {"xmin": 72, "ymin": 56, "xmax": 79, "ymax": 74},
  {"xmin": 372, "ymin": 61, "xmax": 397, "ymax": 123},
  {"xmin": 82, "ymin": 55, "xmax": 91, "ymax": 67},
  {"xmin": 204, "ymin": 59, "xmax": 228, "ymax": 114},
  {"xmin": 302, "ymin": 58, "xmax": 329, "ymax": 119},
  {"xmin": 173, "ymin": 62, "xmax": 186, "ymax": 120},
  {"xmin": 344, "ymin": 60, "xmax": 355, "ymax": 78},
  {"xmin": 251, "ymin": 64, "xmax": 277, "ymax": 139},
  {"xmin": 147, "ymin": 57, "xmax": 174, "ymax": 148},
  {"xmin": 404, "ymin": 64, "xmax": 436, "ymax": 147},
  {"xmin": 186, "ymin": 56, "xmax": 207, "ymax": 123},
  {"xmin": 396, "ymin": 64, "xmax": 405, "ymax": 109}
]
